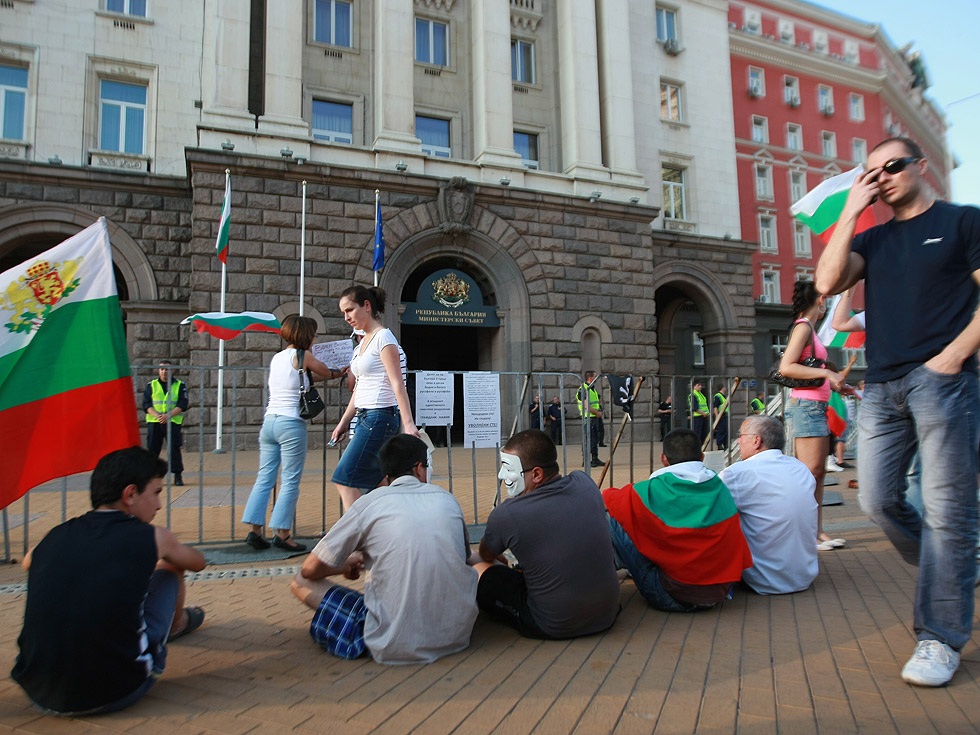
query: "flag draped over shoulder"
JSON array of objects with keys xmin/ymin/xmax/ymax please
[
  {"xmin": 0, "ymin": 218, "xmax": 140, "ymax": 509},
  {"xmin": 602, "ymin": 472, "xmax": 752, "ymax": 586},
  {"xmin": 790, "ymin": 166, "xmax": 876, "ymax": 244},
  {"xmin": 372, "ymin": 197, "xmax": 384, "ymax": 273},
  {"xmin": 181, "ymin": 311, "xmax": 281, "ymax": 340},
  {"xmin": 215, "ymin": 175, "xmax": 231, "ymax": 264}
]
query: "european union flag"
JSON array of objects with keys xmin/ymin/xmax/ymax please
[{"xmin": 373, "ymin": 201, "xmax": 384, "ymax": 273}]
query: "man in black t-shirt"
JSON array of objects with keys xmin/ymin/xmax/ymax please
[{"xmin": 816, "ymin": 136, "xmax": 980, "ymax": 688}]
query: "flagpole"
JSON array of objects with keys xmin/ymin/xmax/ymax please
[
  {"xmin": 300, "ymin": 181, "xmax": 307, "ymax": 315},
  {"xmin": 214, "ymin": 169, "xmax": 230, "ymax": 454},
  {"xmin": 374, "ymin": 189, "xmax": 380, "ymax": 287}
]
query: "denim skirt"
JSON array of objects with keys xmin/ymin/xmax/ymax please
[
  {"xmin": 331, "ymin": 407, "xmax": 399, "ymax": 489},
  {"xmin": 786, "ymin": 397, "xmax": 829, "ymax": 438}
]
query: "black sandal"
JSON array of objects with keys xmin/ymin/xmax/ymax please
[{"xmin": 168, "ymin": 606, "xmax": 205, "ymax": 642}]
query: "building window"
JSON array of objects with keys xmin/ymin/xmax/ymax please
[
  {"xmin": 662, "ymin": 166, "xmax": 686, "ymax": 220},
  {"xmin": 514, "ymin": 131, "xmax": 538, "ymax": 169},
  {"xmin": 314, "ymin": 0, "xmax": 352, "ymax": 47},
  {"xmin": 416, "ymin": 115, "xmax": 450, "ymax": 157},
  {"xmin": 751, "ymin": 115, "xmax": 768, "ymax": 143},
  {"xmin": 748, "ymin": 67, "xmax": 765, "ymax": 98},
  {"xmin": 822, "ymin": 131, "xmax": 836, "ymax": 158},
  {"xmin": 756, "ymin": 165, "xmax": 773, "ymax": 199},
  {"xmin": 106, "ymin": 0, "xmax": 146, "ymax": 16},
  {"xmin": 786, "ymin": 123, "xmax": 802, "ymax": 150},
  {"xmin": 852, "ymin": 138, "xmax": 867, "ymax": 163},
  {"xmin": 656, "ymin": 6, "xmax": 677, "ymax": 42},
  {"xmin": 790, "ymin": 170, "xmax": 806, "ymax": 203},
  {"xmin": 771, "ymin": 332, "xmax": 788, "ymax": 359},
  {"xmin": 778, "ymin": 19, "xmax": 794, "ymax": 44},
  {"xmin": 762, "ymin": 270, "xmax": 780, "ymax": 303},
  {"xmin": 0, "ymin": 65, "xmax": 28, "ymax": 141},
  {"xmin": 759, "ymin": 215, "xmax": 777, "ymax": 253},
  {"xmin": 99, "ymin": 80, "xmax": 146, "ymax": 154},
  {"xmin": 660, "ymin": 82, "xmax": 682, "ymax": 121},
  {"xmin": 812, "ymin": 30, "xmax": 828, "ymax": 55},
  {"xmin": 744, "ymin": 9, "xmax": 761, "ymax": 34},
  {"xmin": 794, "ymin": 221, "xmax": 811, "ymax": 257},
  {"xmin": 511, "ymin": 39, "xmax": 534, "ymax": 84},
  {"xmin": 784, "ymin": 76, "xmax": 800, "ymax": 106},
  {"xmin": 312, "ymin": 100, "xmax": 352, "ymax": 143},
  {"xmin": 818, "ymin": 85, "xmax": 834, "ymax": 114},
  {"xmin": 416, "ymin": 17, "xmax": 448, "ymax": 66},
  {"xmin": 849, "ymin": 93, "xmax": 865, "ymax": 121},
  {"xmin": 843, "ymin": 40, "xmax": 859, "ymax": 64},
  {"xmin": 692, "ymin": 331, "xmax": 704, "ymax": 367},
  {"xmin": 843, "ymin": 346, "xmax": 867, "ymax": 369}
]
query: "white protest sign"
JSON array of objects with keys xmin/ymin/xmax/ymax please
[
  {"xmin": 312, "ymin": 339, "xmax": 354, "ymax": 370},
  {"xmin": 416, "ymin": 371, "xmax": 454, "ymax": 427},
  {"xmin": 463, "ymin": 372, "xmax": 501, "ymax": 449}
]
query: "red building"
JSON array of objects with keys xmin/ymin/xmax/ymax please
[{"xmin": 728, "ymin": 0, "xmax": 951, "ymax": 374}]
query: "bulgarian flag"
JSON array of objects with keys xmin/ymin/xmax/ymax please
[
  {"xmin": 790, "ymin": 166, "xmax": 876, "ymax": 244},
  {"xmin": 817, "ymin": 293, "xmax": 866, "ymax": 350},
  {"xmin": 0, "ymin": 218, "xmax": 140, "ymax": 510},
  {"xmin": 603, "ymin": 469, "xmax": 752, "ymax": 586},
  {"xmin": 215, "ymin": 173, "xmax": 231, "ymax": 264},
  {"xmin": 827, "ymin": 391, "xmax": 848, "ymax": 438},
  {"xmin": 181, "ymin": 311, "xmax": 281, "ymax": 340}
]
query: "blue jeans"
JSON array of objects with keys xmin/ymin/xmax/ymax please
[
  {"xmin": 857, "ymin": 365, "xmax": 979, "ymax": 650},
  {"xmin": 608, "ymin": 517, "xmax": 714, "ymax": 613},
  {"xmin": 331, "ymin": 408, "xmax": 399, "ymax": 489},
  {"xmin": 241, "ymin": 414, "xmax": 308, "ymax": 531}
]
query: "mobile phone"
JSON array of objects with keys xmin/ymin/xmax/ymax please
[{"xmin": 328, "ymin": 438, "xmax": 338, "ymax": 447}]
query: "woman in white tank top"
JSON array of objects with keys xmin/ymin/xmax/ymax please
[{"xmin": 330, "ymin": 286, "xmax": 419, "ymax": 510}]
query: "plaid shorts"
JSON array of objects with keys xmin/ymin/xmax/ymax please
[{"xmin": 309, "ymin": 585, "xmax": 367, "ymax": 660}]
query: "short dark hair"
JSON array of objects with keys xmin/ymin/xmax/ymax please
[
  {"xmin": 378, "ymin": 434, "xmax": 428, "ymax": 480},
  {"xmin": 340, "ymin": 285, "xmax": 386, "ymax": 317},
  {"xmin": 502, "ymin": 430, "xmax": 559, "ymax": 478},
  {"xmin": 663, "ymin": 428, "xmax": 702, "ymax": 465},
  {"xmin": 742, "ymin": 415, "xmax": 785, "ymax": 451},
  {"xmin": 280, "ymin": 314, "xmax": 318, "ymax": 350},
  {"xmin": 90, "ymin": 447, "xmax": 167, "ymax": 508},
  {"xmin": 585, "ymin": 370, "xmax": 597, "ymax": 381},
  {"xmin": 872, "ymin": 135, "xmax": 924, "ymax": 161}
]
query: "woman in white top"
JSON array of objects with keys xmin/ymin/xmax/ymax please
[
  {"xmin": 242, "ymin": 315, "xmax": 335, "ymax": 551},
  {"xmin": 331, "ymin": 286, "xmax": 419, "ymax": 510}
]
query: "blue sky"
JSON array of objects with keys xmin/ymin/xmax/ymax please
[{"xmin": 813, "ymin": 0, "xmax": 979, "ymax": 205}]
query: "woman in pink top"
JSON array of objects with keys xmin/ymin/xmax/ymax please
[{"xmin": 779, "ymin": 281, "xmax": 848, "ymax": 551}]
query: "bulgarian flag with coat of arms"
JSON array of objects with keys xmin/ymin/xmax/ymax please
[{"xmin": 0, "ymin": 218, "xmax": 140, "ymax": 509}]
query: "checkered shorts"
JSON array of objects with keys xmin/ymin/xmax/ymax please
[{"xmin": 309, "ymin": 585, "xmax": 367, "ymax": 660}]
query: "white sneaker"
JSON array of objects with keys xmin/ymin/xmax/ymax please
[
  {"xmin": 901, "ymin": 640, "xmax": 960, "ymax": 686},
  {"xmin": 826, "ymin": 458, "xmax": 844, "ymax": 472}
]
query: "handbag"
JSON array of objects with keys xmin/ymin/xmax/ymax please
[
  {"xmin": 296, "ymin": 349, "xmax": 325, "ymax": 421},
  {"xmin": 769, "ymin": 320, "xmax": 826, "ymax": 389}
]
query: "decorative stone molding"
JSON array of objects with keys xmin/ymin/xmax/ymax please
[
  {"xmin": 510, "ymin": 0, "xmax": 542, "ymax": 32},
  {"xmin": 414, "ymin": 0, "xmax": 454, "ymax": 12},
  {"xmin": 88, "ymin": 150, "xmax": 150, "ymax": 172},
  {"xmin": 436, "ymin": 176, "xmax": 474, "ymax": 235},
  {"xmin": 0, "ymin": 141, "xmax": 29, "ymax": 160}
]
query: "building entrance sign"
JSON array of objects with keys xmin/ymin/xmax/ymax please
[{"xmin": 401, "ymin": 269, "xmax": 500, "ymax": 327}]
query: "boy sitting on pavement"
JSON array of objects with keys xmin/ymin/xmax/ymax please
[
  {"xmin": 12, "ymin": 447, "xmax": 206, "ymax": 716},
  {"xmin": 292, "ymin": 434, "xmax": 478, "ymax": 664},
  {"xmin": 602, "ymin": 428, "xmax": 753, "ymax": 612}
]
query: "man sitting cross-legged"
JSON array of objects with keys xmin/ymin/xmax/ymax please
[
  {"xmin": 474, "ymin": 430, "xmax": 620, "ymax": 639},
  {"xmin": 292, "ymin": 434, "xmax": 478, "ymax": 664},
  {"xmin": 720, "ymin": 416, "xmax": 819, "ymax": 595},
  {"xmin": 12, "ymin": 447, "xmax": 206, "ymax": 716},
  {"xmin": 602, "ymin": 428, "xmax": 753, "ymax": 612}
]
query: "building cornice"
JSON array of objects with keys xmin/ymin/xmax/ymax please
[
  {"xmin": 732, "ymin": 0, "xmax": 877, "ymax": 38},
  {"xmin": 0, "ymin": 160, "xmax": 188, "ymax": 195}
]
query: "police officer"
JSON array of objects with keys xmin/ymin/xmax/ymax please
[
  {"xmin": 143, "ymin": 361, "xmax": 189, "ymax": 485},
  {"xmin": 577, "ymin": 371, "xmax": 604, "ymax": 467},
  {"xmin": 689, "ymin": 380, "xmax": 709, "ymax": 446}
]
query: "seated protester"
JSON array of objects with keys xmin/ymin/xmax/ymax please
[
  {"xmin": 719, "ymin": 416, "xmax": 819, "ymax": 594},
  {"xmin": 12, "ymin": 447, "xmax": 206, "ymax": 716},
  {"xmin": 474, "ymin": 430, "xmax": 620, "ymax": 639},
  {"xmin": 292, "ymin": 434, "xmax": 478, "ymax": 664},
  {"xmin": 602, "ymin": 428, "xmax": 752, "ymax": 612}
]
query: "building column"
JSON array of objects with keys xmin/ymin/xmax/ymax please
[
  {"xmin": 259, "ymin": 0, "xmax": 309, "ymax": 136},
  {"xmin": 471, "ymin": 1, "xmax": 523, "ymax": 168},
  {"xmin": 596, "ymin": 0, "xmax": 644, "ymax": 186},
  {"xmin": 200, "ymin": 0, "xmax": 254, "ymax": 130},
  {"xmin": 556, "ymin": 0, "xmax": 608, "ymax": 181},
  {"xmin": 372, "ymin": 0, "xmax": 421, "ymax": 154}
]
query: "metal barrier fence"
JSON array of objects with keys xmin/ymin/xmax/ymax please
[{"xmin": 5, "ymin": 367, "xmax": 857, "ymax": 561}]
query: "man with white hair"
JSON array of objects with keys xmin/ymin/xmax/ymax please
[{"xmin": 720, "ymin": 415, "xmax": 819, "ymax": 595}]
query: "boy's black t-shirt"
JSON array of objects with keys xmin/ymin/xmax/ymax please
[{"xmin": 852, "ymin": 200, "xmax": 980, "ymax": 382}]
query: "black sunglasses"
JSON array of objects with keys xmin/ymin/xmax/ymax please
[{"xmin": 882, "ymin": 157, "xmax": 919, "ymax": 175}]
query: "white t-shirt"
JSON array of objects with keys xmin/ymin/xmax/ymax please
[
  {"xmin": 720, "ymin": 449, "xmax": 818, "ymax": 595},
  {"xmin": 351, "ymin": 328, "xmax": 402, "ymax": 408},
  {"xmin": 311, "ymin": 476, "xmax": 479, "ymax": 664},
  {"xmin": 265, "ymin": 348, "xmax": 301, "ymax": 419}
]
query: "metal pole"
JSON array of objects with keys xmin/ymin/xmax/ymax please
[
  {"xmin": 300, "ymin": 180, "xmax": 307, "ymax": 316},
  {"xmin": 214, "ymin": 169, "xmax": 229, "ymax": 453}
]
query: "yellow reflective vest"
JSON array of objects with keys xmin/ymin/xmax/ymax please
[{"xmin": 147, "ymin": 379, "xmax": 184, "ymax": 424}]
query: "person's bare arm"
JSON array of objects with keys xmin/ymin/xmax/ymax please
[
  {"xmin": 300, "ymin": 551, "xmax": 353, "ymax": 581},
  {"xmin": 831, "ymin": 288, "xmax": 866, "ymax": 333},
  {"xmin": 815, "ymin": 168, "xmax": 877, "ymax": 295},
  {"xmin": 154, "ymin": 526, "xmax": 206, "ymax": 572},
  {"xmin": 380, "ymin": 344, "xmax": 419, "ymax": 436},
  {"xmin": 924, "ymin": 269, "xmax": 980, "ymax": 374}
]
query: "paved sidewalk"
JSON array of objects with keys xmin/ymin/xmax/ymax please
[{"xmin": 1, "ymin": 466, "xmax": 979, "ymax": 733}]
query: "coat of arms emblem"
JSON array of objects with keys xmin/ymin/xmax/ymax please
[
  {"xmin": 431, "ymin": 272, "xmax": 470, "ymax": 308},
  {"xmin": 3, "ymin": 257, "xmax": 83, "ymax": 334}
]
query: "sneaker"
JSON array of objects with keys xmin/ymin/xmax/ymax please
[
  {"xmin": 825, "ymin": 458, "xmax": 844, "ymax": 472},
  {"xmin": 591, "ymin": 459, "xmax": 605, "ymax": 468},
  {"xmin": 901, "ymin": 640, "xmax": 960, "ymax": 686}
]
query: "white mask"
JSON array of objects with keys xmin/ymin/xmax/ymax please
[
  {"xmin": 425, "ymin": 447, "xmax": 434, "ymax": 484},
  {"xmin": 498, "ymin": 452, "xmax": 525, "ymax": 498}
]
